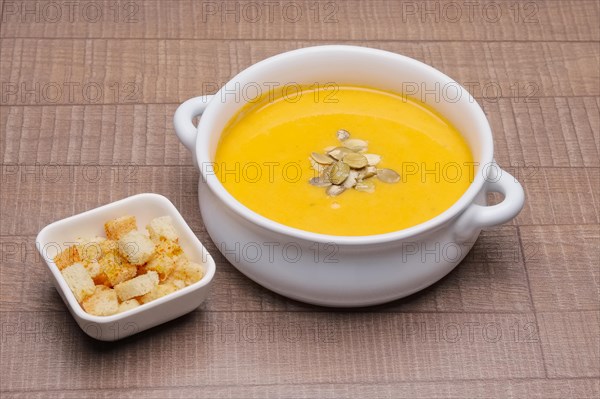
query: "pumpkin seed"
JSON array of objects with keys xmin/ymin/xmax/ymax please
[
  {"xmin": 343, "ymin": 153, "xmax": 368, "ymax": 169},
  {"xmin": 328, "ymin": 161, "xmax": 350, "ymax": 185},
  {"xmin": 309, "ymin": 157, "xmax": 325, "ymax": 173},
  {"xmin": 377, "ymin": 168, "xmax": 401, "ymax": 183},
  {"xmin": 364, "ymin": 153, "xmax": 381, "ymax": 166},
  {"xmin": 343, "ymin": 170, "xmax": 359, "ymax": 189},
  {"xmin": 336, "ymin": 129, "xmax": 350, "ymax": 141},
  {"xmin": 308, "ymin": 132, "xmax": 397, "ymax": 196},
  {"xmin": 355, "ymin": 180, "xmax": 376, "ymax": 193},
  {"xmin": 327, "ymin": 146, "xmax": 353, "ymax": 161},
  {"xmin": 309, "ymin": 175, "xmax": 332, "ymax": 187},
  {"xmin": 311, "ymin": 152, "xmax": 334, "ymax": 165},
  {"xmin": 358, "ymin": 166, "xmax": 377, "ymax": 180},
  {"xmin": 326, "ymin": 184, "xmax": 346, "ymax": 197},
  {"xmin": 342, "ymin": 138, "xmax": 368, "ymax": 152}
]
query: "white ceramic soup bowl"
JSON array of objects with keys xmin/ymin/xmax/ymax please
[{"xmin": 174, "ymin": 45, "xmax": 524, "ymax": 307}]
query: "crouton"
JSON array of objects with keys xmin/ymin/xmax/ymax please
[
  {"xmin": 104, "ymin": 215, "xmax": 137, "ymax": 240},
  {"xmin": 146, "ymin": 216, "xmax": 179, "ymax": 243},
  {"xmin": 84, "ymin": 260, "xmax": 102, "ymax": 279},
  {"xmin": 93, "ymin": 274, "xmax": 110, "ymax": 287},
  {"xmin": 88, "ymin": 240, "xmax": 118, "ymax": 285},
  {"xmin": 81, "ymin": 285, "xmax": 119, "ymax": 316},
  {"xmin": 59, "ymin": 213, "xmax": 202, "ymax": 314},
  {"xmin": 53, "ymin": 245, "xmax": 81, "ymax": 270},
  {"xmin": 100, "ymin": 239, "xmax": 118, "ymax": 254},
  {"xmin": 61, "ymin": 262, "xmax": 95, "ymax": 302},
  {"xmin": 76, "ymin": 236, "xmax": 106, "ymax": 263},
  {"xmin": 136, "ymin": 264, "xmax": 147, "ymax": 275},
  {"xmin": 164, "ymin": 276, "xmax": 186, "ymax": 290},
  {"xmin": 155, "ymin": 238, "xmax": 183, "ymax": 258},
  {"xmin": 98, "ymin": 251, "xmax": 137, "ymax": 286},
  {"xmin": 117, "ymin": 299, "xmax": 140, "ymax": 313},
  {"xmin": 114, "ymin": 271, "xmax": 159, "ymax": 301},
  {"xmin": 145, "ymin": 253, "xmax": 176, "ymax": 281},
  {"xmin": 139, "ymin": 282, "xmax": 178, "ymax": 304},
  {"xmin": 118, "ymin": 230, "xmax": 154, "ymax": 265},
  {"xmin": 170, "ymin": 256, "xmax": 204, "ymax": 286},
  {"xmin": 181, "ymin": 261, "xmax": 204, "ymax": 285}
]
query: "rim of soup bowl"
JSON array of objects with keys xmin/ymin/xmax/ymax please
[{"xmin": 196, "ymin": 45, "xmax": 494, "ymax": 246}]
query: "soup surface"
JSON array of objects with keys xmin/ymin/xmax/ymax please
[{"xmin": 214, "ymin": 85, "xmax": 473, "ymax": 236}]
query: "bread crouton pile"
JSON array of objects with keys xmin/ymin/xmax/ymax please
[{"xmin": 54, "ymin": 215, "xmax": 204, "ymax": 316}]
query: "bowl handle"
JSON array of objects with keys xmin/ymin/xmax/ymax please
[
  {"xmin": 454, "ymin": 168, "xmax": 525, "ymax": 241},
  {"xmin": 173, "ymin": 95, "xmax": 214, "ymax": 152}
]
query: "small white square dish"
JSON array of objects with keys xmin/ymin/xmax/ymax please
[{"xmin": 36, "ymin": 193, "xmax": 216, "ymax": 341}]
